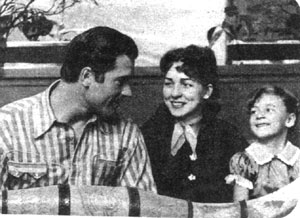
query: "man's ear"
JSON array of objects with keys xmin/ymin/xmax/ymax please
[
  {"xmin": 285, "ymin": 113, "xmax": 296, "ymax": 128},
  {"xmin": 203, "ymin": 84, "xmax": 213, "ymax": 99},
  {"xmin": 79, "ymin": 67, "xmax": 94, "ymax": 88}
]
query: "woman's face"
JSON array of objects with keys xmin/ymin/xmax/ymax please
[{"xmin": 163, "ymin": 62, "xmax": 212, "ymax": 122}]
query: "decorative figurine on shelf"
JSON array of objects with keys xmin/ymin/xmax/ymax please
[
  {"xmin": 18, "ymin": 11, "xmax": 57, "ymax": 41},
  {"xmin": 207, "ymin": 5, "xmax": 253, "ymax": 48},
  {"xmin": 0, "ymin": 0, "xmax": 99, "ymax": 41}
]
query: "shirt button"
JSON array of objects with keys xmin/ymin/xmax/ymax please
[{"xmin": 188, "ymin": 174, "xmax": 196, "ymax": 181}]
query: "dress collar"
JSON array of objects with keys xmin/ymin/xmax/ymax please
[{"xmin": 246, "ymin": 141, "xmax": 300, "ymax": 166}]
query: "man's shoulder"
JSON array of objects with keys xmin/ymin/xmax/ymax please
[
  {"xmin": 0, "ymin": 93, "xmax": 43, "ymax": 121},
  {"xmin": 97, "ymin": 118, "xmax": 143, "ymax": 149},
  {"xmin": 98, "ymin": 117, "xmax": 140, "ymax": 133},
  {"xmin": 117, "ymin": 118, "xmax": 139, "ymax": 129}
]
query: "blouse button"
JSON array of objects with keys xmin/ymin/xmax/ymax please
[
  {"xmin": 188, "ymin": 174, "xmax": 196, "ymax": 181},
  {"xmin": 189, "ymin": 153, "xmax": 197, "ymax": 161}
]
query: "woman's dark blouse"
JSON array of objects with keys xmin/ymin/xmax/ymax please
[{"xmin": 141, "ymin": 103, "xmax": 248, "ymax": 203}]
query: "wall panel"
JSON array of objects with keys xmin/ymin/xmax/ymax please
[{"xmin": 1, "ymin": 64, "xmax": 300, "ymax": 144}]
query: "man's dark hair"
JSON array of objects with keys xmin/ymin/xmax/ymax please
[{"xmin": 60, "ymin": 26, "xmax": 138, "ymax": 82}]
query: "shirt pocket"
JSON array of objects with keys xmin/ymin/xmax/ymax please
[
  {"xmin": 6, "ymin": 161, "xmax": 48, "ymax": 189},
  {"xmin": 91, "ymin": 154, "xmax": 124, "ymax": 186},
  {"xmin": 7, "ymin": 161, "xmax": 47, "ymax": 179}
]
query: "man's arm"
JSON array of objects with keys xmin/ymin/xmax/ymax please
[
  {"xmin": 120, "ymin": 126, "xmax": 157, "ymax": 193},
  {"xmin": 0, "ymin": 117, "xmax": 12, "ymax": 190}
]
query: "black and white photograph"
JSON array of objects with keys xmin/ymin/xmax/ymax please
[{"xmin": 1, "ymin": 0, "xmax": 300, "ymax": 217}]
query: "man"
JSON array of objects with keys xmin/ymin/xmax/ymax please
[{"xmin": 0, "ymin": 26, "xmax": 156, "ymax": 192}]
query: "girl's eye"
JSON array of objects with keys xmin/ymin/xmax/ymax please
[
  {"xmin": 265, "ymin": 107, "xmax": 275, "ymax": 113},
  {"xmin": 164, "ymin": 81, "xmax": 172, "ymax": 86},
  {"xmin": 250, "ymin": 109, "xmax": 257, "ymax": 115}
]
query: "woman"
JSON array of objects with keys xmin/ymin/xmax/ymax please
[{"xmin": 141, "ymin": 45, "xmax": 248, "ymax": 203}]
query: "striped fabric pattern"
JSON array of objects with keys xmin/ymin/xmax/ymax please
[{"xmin": 0, "ymin": 82, "xmax": 156, "ymax": 192}]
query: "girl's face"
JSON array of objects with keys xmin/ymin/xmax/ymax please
[
  {"xmin": 249, "ymin": 93, "xmax": 295, "ymax": 140},
  {"xmin": 163, "ymin": 62, "xmax": 212, "ymax": 122}
]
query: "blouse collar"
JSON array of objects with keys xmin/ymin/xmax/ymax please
[
  {"xmin": 179, "ymin": 115, "xmax": 202, "ymax": 135},
  {"xmin": 171, "ymin": 116, "xmax": 202, "ymax": 156}
]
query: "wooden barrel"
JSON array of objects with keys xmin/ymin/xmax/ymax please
[{"xmin": 1, "ymin": 177, "xmax": 299, "ymax": 217}]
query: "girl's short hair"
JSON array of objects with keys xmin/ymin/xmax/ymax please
[{"xmin": 247, "ymin": 85, "xmax": 300, "ymax": 126}]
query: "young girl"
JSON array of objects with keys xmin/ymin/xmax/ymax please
[{"xmin": 226, "ymin": 85, "xmax": 300, "ymax": 201}]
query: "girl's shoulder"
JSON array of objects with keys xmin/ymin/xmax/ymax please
[
  {"xmin": 278, "ymin": 141, "xmax": 300, "ymax": 167},
  {"xmin": 244, "ymin": 141, "xmax": 300, "ymax": 167},
  {"xmin": 244, "ymin": 142, "xmax": 273, "ymax": 165},
  {"xmin": 230, "ymin": 150, "xmax": 256, "ymax": 165},
  {"xmin": 229, "ymin": 150, "xmax": 258, "ymax": 176},
  {"xmin": 226, "ymin": 150, "xmax": 258, "ymax": 189}
]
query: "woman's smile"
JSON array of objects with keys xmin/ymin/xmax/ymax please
[
  {"xmin": 170, "ymin": 100, "xmax": 186, "ymax": 108},
  {"xmin": 163, "ymin": 62, "xmax": 211, "ymax": 122}
]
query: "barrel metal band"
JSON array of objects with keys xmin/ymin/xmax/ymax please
[
  {"xmin": 58, "ymin": 184, "xmax": 70, "ymax": 215},
  {"xmin": 239, "ymin": 200, "xmax": 248, "ymax": 218},
  {"xmin": 2, "ymin": 189, "xmax": 8, "ymax": 214},
  {"xmin": 187, "ymin": 200, "xmax": 193, "ymax": 218},
  {"xmin": 127, "ymin": 187, "xmax": 141, "ymax": 217}
]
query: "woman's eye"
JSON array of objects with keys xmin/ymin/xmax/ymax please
[
  {"xmin": 266, "ymin": 107, "xmax": 275, "ymax": 113},
  {"xmin": 250, "ymin": 109, "xmax": 257, "ymax": 115},
  {"xmin": 182, "ymin": 83, "xmax": 193, "ymax": 88}
]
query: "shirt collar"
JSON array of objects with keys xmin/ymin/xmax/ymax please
[
  {"xmin": 33, "ymin": 80, "xmax": 60, "ymax": 139},
  {"xmin": 33, "ymin": 80, "xmax": 101, "ymax": 138},
  {"xmin": 246, "ymin": 141, "xmax": 300, "ymax": 166}
]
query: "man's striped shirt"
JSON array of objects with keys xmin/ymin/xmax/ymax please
[{"xmin": 0, "ymin": 82, "xmax": 156, "ymax": 192}]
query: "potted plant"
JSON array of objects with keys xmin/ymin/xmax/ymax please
[
  {"xmin": 0, "ymin": 0, "xmax": 99, "ymax": 40},
  {"xmin": 0, "ymin": 0, "xmax": 98, "ymax": 66}
]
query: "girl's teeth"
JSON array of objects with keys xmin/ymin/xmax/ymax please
[{"xmin": 256, "ymin": 124, "xmax": 268, "ymax": 127}]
